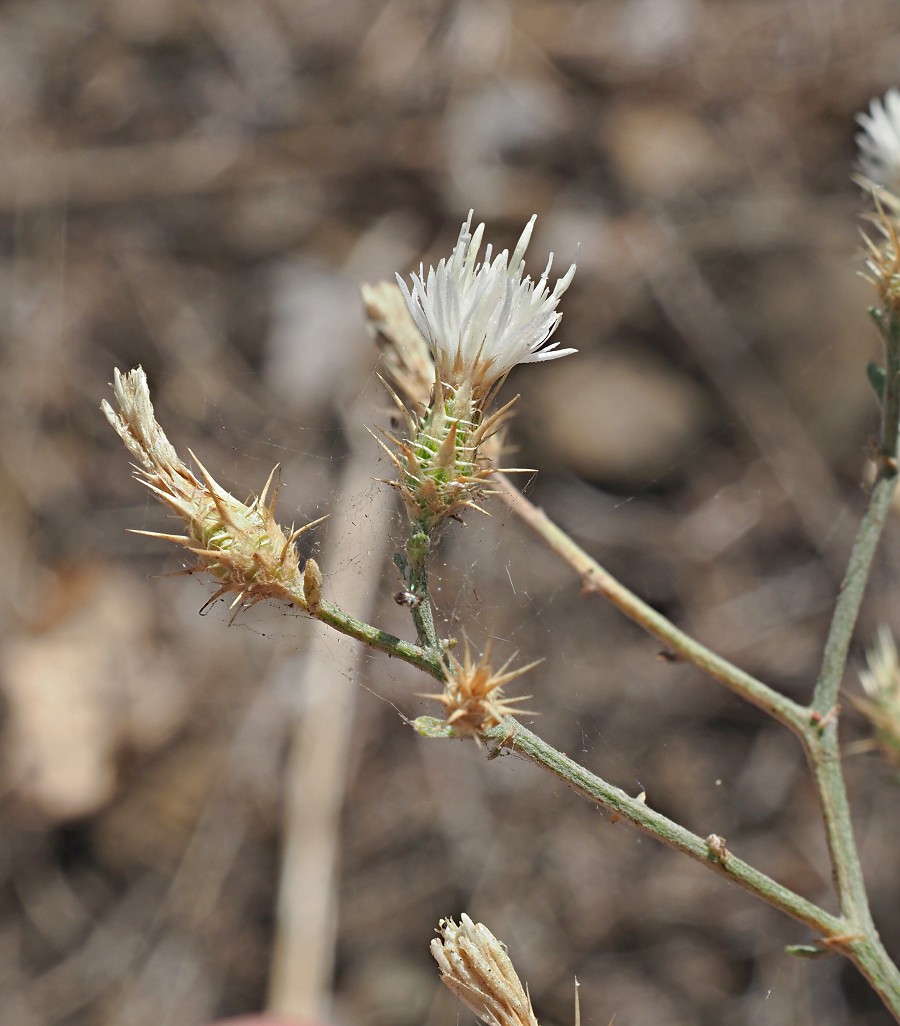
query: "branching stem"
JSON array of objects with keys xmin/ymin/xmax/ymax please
[
  {"xmin": 482, "ymin": 718, "xmax": 900, "ymax": 1019},
  {"xmin": 474, "ymin": 311, "xmax": 900, "ymax": 1019}
]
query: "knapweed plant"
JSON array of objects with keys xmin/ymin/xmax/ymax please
[{"xmin": 103, "ymin": 93, "xmax": 900, "ymax": 1022}]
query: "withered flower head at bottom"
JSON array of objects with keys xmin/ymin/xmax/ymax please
[
  {"xmin": 101, "ymin": 366, "xmax": 324, "ymax": 617},
  {"xmin": 431, "ymin": 914, "xmax": 540, "ymax": 1026}
]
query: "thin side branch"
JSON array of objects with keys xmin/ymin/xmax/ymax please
[
  {"xmin": 483, "ymin": 718, "xmax": 900, "ymax": 1020},
  {"xmin": 491, "ymin": 473, "xmax": 807, "ymax": 734},
  {"xmin": 315, "ymin": 598, "xmax": 445, "ymax": 681},
  {"xmin": 482, "ymin": 719, "xmax": 842, "ymax": 934}
]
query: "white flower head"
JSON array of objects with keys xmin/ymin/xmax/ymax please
[
  {"xmin": 397, "ymin": 211, "xmax": 576, "ymax": 401},
  {"xmin": 856, "ymin": 88, "xmax": 900, "ymax": 193}
]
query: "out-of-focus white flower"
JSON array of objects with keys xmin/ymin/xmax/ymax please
[
  {"xmin": 397, "ymin": 211, "xmax": 576, "ymax": 400},
  {"xmin": 860, "ymin": 625, "xmax": 900, "ymax": 700},
  {"xmin": 856, "ymin": 88, "xmax": 900, "ymax": 192},
  {"xmin": 856, "ymin": 626, "xmax": 900, "ymax": 765}
]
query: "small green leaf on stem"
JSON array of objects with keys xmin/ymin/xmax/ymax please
[
  {"xmin": 868, "ymin": 361, "xmax": 887, "ymax": 404},
  {"xmin": 413, "ymin": 715, "xmax": 460, "ymax": 738},
  {"xmin": 785, "ymin": 944, "xmax": 833, "ymax": 960}
]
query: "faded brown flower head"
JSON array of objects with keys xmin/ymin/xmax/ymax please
[
  {"xmin": 860, "ymin": 195, "xmax": 900, "ymax": 311},
  {"xmin": 421, "ymin": 638, "xmax": 538, "ymax": 737},
  {"xmin": 857, "ymin": 626, "xmax": 900, "ymax": 765},
  {"xmin": 431, "ymin": 914, "xmax": 539, "ymax": 1026},
  {"xmin": 362, "ymin": 280, "xmax": 435, "ymax": 411},
  {"xmin": 102, "ymin": 366, "xmax": 323, "ymax": 617}
]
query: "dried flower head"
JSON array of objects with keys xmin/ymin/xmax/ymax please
[
  {"xmin": 362, "ymin": 280, "xmax": 435, "ymax": 410},
  {"xmin": 431, "ymin": 915, "xmax": 539, "ymax": 1026},
  {"xmin": 857, "ymin": 89, "xmax": 900, "ymax": 195},
  {"xmin": 857, "ymin": 626, "xmax": 900, "ymax": 765},
  {"xmin": 421, "ymin": 638, "xmax": 538, "ymax": 737},
  {"xmin": 860, "ymin": 194, "xmax": 900, "ymax": 310},
  {"xmin": 102, "ymin": 366, "xmax": 323, "ymax": 617},
  {"xmin": 397, "ymin": 211, "xmax": 576, "ymax": 403}
]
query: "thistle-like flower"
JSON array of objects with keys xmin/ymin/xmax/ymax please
[
  {"xmin": 383, "ymin": 213, "xmax": 575, "ymax": 530},
  {"xmin": 420, "ymin": 638, "xmax": 538, "ymax": 738},
  {"xmin": 856, "ymin": 626, "xmax": 900, "ymax": 765},
  {"xmin": 431, "ymin": 914, "xmax": 540, "ymax": 1026},
  {"xmin": 397, "ymin": 211, "xmax": 576, "ymax": 404},
  {"xmin": 101, "ymin": 366, "xmax": 323, "ymax": 617},
  {"xmin": 857, "ymin": 89, "xmax": 900, "ymax": 195}
]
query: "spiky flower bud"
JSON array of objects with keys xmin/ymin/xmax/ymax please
[
  {"xmin": 419, "ymin": 638, "xmax": 538, "ymax": 738},
  {"xmin": 377, "ymin": 374, "xmax": 516, "ymax": 530},
  {"xmin": 431, "ymin": 914, "xmax": 540, "ymax": 1026},
  {"xmin": 102, "ymin": 367, "xmax": 322, "ymax": 617}
]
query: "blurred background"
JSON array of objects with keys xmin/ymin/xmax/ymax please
[{"xmin": 3, "ymin": 1, "xmax": 900, "ymax": 1024}]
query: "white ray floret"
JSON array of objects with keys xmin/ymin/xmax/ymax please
[
  {"xmin": 857, "ymin": 88, "xmax": 900, "ymax": 192},
  {"xmin": 396, "ymin": 211, "xmax": 577, "ymax": 397}
]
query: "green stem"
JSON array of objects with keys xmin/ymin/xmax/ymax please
[
  {"xmin": 803, "ymin": 465, "xmax": 896, "ymax": 933},
  {"xmin": 806, "ymin": 737, "xmax": 875, "ymax": 931},
  {"xmin": 811, "ymin": 474, "xmax": 898, "ymax": 719},
  {"xmin": 480, "ymin": 719, "xmax": 900, "ymax": 1019},
  {"xmin": 480, "ymin": 719, "xmax": 840, "ymax": 930},
  {"xmin": 804, "ymin": 309, "xmax": 900, "ymax": 932},
  {"xmin": 404, "ymin": 529, "xmax": 446, "ymax": 660},
  {"xmin": 813, "ymin": 308, "xmax": 900, "ymax": 718},
  {"xmin": 492, "ymin": 473, "xmax": 807, "ymax": 734},
  {"xmin": 314, "ymin": 597, "xmax": 445, "ymax": 680}
]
